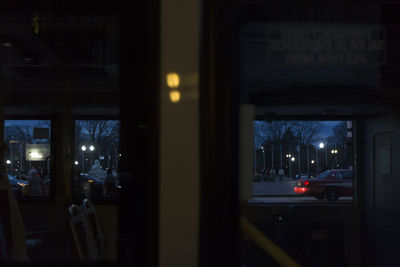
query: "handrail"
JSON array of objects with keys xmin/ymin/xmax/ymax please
[{"xmin": 240, "ymin": 215, "xmax": 301, "ymax": 267}]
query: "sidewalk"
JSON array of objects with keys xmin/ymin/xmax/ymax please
[{"xmin": 253, "ymin": 179, "xmax": 298, "ymax": 197}]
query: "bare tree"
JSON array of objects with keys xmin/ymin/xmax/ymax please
[
  {"xmin": 293, "ymin": 121, "xmax": 323, "ymax": 145},
  {"xmin": 80, "ymin": 120, "xmax": 120, "ymax": 156}
]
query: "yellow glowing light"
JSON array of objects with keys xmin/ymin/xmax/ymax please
[
  {"xmin": 88, "ymin": 180, "xmax": 94, "ymax": 183},
  {"xmin": 169, "ymin": 90, "xmax": 181, "ymax": 103},
  {"xmin": 166, "ymin": 73, "xmax": 180, "ymax": 88}
]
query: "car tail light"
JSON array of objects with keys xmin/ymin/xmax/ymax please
[
  {"xmin": 304, "ymin": 181, "xmax": 310, "ymax": 186},
  {"xmin": 294, "ymin": 187, "xmax": 308, "ymax": 193}
]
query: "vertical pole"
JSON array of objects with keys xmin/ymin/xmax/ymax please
[
  {"xmin": 325, "ymin": 148, "xmax": 328, "ymax": 168},
  {"xmin": 280, "ymin": 143, "xmax": 282, "ymax": 169},
  {"xmin": 10, "ymin": 141, "xmax": 12, "ymax": 173},
  {"xmin": 262, "ymin": 149, "xmax": 265, "ymax": 171},
  {"xmin": 271, "ymin": 144, "xmax": 273, "ymax": 169},
  {"xmin": 82, "ymin": 152, "xmax": 85, "ymax": 172},
  {"xmin": 316, "ymin": 147, "xmax": 319, "ymax": 175},
  {"xmin": 298, "ymin": 143, "xmax": 300, "ymax": 175},
  {"xmin": 115, "ymin": 149, "xmax": 118, "ymax": 170},
  {"xmin": 335, "ymin": 144, "xmax": 337, "ymax": 166},
  {"xmin": 307, "ymin": 145, "xmax": 309, "ymax": 174}
]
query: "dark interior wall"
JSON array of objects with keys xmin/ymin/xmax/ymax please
[{"xmin": 360, "ymin": 116, "xmax": 400, "ymax": 267}]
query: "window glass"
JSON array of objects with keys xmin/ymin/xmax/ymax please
[
  {"xmin": 342, "ymin": 171, "xmax": 353, "ymax": 180},
  {"xmin": 250, "ymin": 120, "xmax": 354, "ymax": 204},
  {"xmin": 73, "ymin": 120, "xmax": 120, "ymax": 201},
  {"xmin": 4, "ymin": 120, "xmax": 52, "ymax": 199}
]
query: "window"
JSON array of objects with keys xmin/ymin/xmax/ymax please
[
  {"xmin": 250, "ymin": 120, "xmax": 354, "ymax": 204},
  {"xmin": 73, "ymin": 120, "xmax": 120, "ymax": 201},
  {"xmin": 4, "ymin": 120, "xmax": 52, "ymax": 199}
]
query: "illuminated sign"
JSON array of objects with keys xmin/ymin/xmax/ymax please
[{"xmin": 26, "ymin": 144, "xmax": 50, "ymax": 161}]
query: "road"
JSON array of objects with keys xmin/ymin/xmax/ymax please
[{"xmin": 249, "ymin": 196, "xmax": 353, "ymax": 204}]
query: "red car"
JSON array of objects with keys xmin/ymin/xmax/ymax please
[{"xmin": 294, "ymin": 169, "xmax": 353, "ymax": 201}]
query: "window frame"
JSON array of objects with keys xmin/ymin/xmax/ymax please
[
  {"xmin": 4, "ymin": 115, "xmax": 56, "ymax": 204},
  {"xmin": 71, "ymin": 115, "xmax": 120, "ymax": 205}
]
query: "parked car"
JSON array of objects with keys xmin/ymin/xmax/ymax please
[
  {"xmin": 294, "ymin": 169, "xmax": 353, "ymax": 201},
  {"xmin": 295, "ymin": 173, "xmax": 309, "ymax": 180},
  {"xmin": 8, "ymin": 174, "xmax": 29, "ymax": 196},
  {"xmin": 75, "ymin": 173, "xmax": 104, "ymax": 196}
]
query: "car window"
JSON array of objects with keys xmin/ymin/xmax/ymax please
[
  {"xmin": 342, "ymin": 171, "xmax": 353, "ymax": 180},
  {"xmin": 316, "ymin": 171, "xmax": 331, "ymax": 180}
]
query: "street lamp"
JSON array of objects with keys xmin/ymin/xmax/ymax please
[
  {"xmin": 286, "ymin": 154, "xmax": 292, "ymax": 178},
  {"xmin": 89, "ymin": 145, "xmax": 95, "ymax": 166},
  {"xmin": 319, "ymin": 142, "xmax": 324, "ymax": 149},
  {"xmin": 81, "ymin": 146, "xmax": 86, "ymax": 172},
  {"xmin": 6, "ymin": 160, "xmax": 11, "ymax": 174},
  {"xmin": 331, "ymin": 148, "xmax": 338, "ymax": 168},
  {"xmin": 74, "ymin": 161, "xmax": 79, "ymax": 165}
]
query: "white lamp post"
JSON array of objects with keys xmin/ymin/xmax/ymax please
[
  {"xmin": 89, "ymin": 145, "xmax": 95, "ymax": 166},
  {"xmin": 81, "ymin": 145, "xmax": 86, "ymax": 172},
  {"xmin": 286, "ymin": 154, "xmax": 292, "ymax": 178}
]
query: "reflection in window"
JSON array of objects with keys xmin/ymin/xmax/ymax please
[
  {"xmin": 250, "ymin": 120, "xmax": 354, "ymax": 204},
  {"xmin": 73, "ymin": 120, "xmax": 120, "ymax": 200},
  {"xmin": 4, "ymin": 120, "xmax": 51, "ymax": 198}
]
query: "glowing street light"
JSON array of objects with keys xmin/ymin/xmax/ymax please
[
  {"xmin": 6, "ymin": 160, "xmax": 11, "ymax": 164},
  {"xmin": 81, "ymin": 146, "xmax": 86, "ymax": 172},
  {"xmin": 74, "ymin": 161, "xmax": 79, "ymax": 165},
  {"xmin": 319, "ymin": 142, "xmax": 325, "ymax": 149},
  {"xmin": 89, "ymin": 145, "xmax": 95, "ymax": 151}
]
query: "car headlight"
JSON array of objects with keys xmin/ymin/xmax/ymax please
[{"xmin": 17, "ymin": 182, "xmax": 27, "ymax": 187}]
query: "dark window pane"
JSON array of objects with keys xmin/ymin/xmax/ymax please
[
  {"xmin": 73, "ymin": 120, "xmax": 120, "ymax": 201},
  {"xmin": 4, "ymin": 120, "xmax": 52, "ymax": 199}
]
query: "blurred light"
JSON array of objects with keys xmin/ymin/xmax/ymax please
[
  {"xmin": 261, "ymin": 146, "xmax": 264, "ymax": 150},
  {"xmin": 119, "ymin": 154, "xmax": 122, "ymax": 157},
  {"xmin": 319, "ymin": 142, "xmax": 324, "ymax": 149},
  {"xmin": 166, "ymin": 73, "xmax": 180, "ymax": 88},
  {"xmin": 31, "ymin": 152, "xmax": 43, "ymax": 159},
  {"xmin": 81, "ymin": 145, "xmax": 87, "ymax": 151},
  {"xmin": 18, "ymin": 182, "xmax": 27, "ymax": 187},
  {"xmin": 304, "ymin": 181, "xmax": 310, "ymax": 186},
  {"xmin": 88, "ymin": 179, "xmax": 94, "ymax": 183},
  {"xmin": 74, "ymin": 161, "xmax": 79, "ymax": 165},
  {"xmin": 311, "ymin": 160, "xmax": 315, "ymax": 164},
  {"xmin": 89, "ymin": 145, "xmax": 95, "ymax": 151},
  {"xmin": 169, "ymin": 90, "xmax": 181, "ymax": 103},
  {"xmin": 291, "ymin": 157, "xmax": 295, "ymax": 161},
  {"xmin": 3, "ymin": 43, "xmax": 12, "ymax": 47},
  {"xmin": 6, "ymin": 160, "xmax": 11, "ymax": 164}
]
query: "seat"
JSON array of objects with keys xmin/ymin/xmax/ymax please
[
  {"xmin": 68, "ymin": 199, "xmax": 106, "ymax": 261},
  {"xmin": 81, "ymin": 199, "xmax": 106, "ymax": 259}
]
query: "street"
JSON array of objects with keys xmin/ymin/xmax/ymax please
[{"xmin": 249, "ymin": 196, "xmax": 353, "ymax": 204}]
